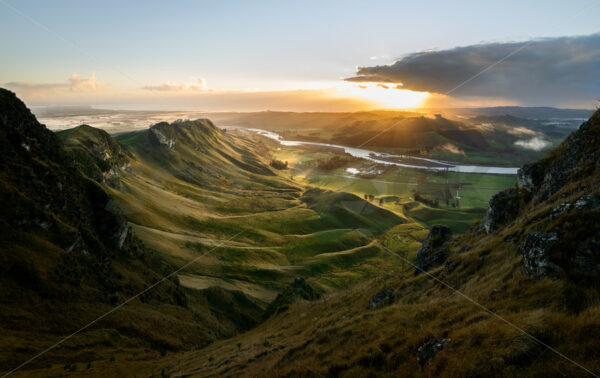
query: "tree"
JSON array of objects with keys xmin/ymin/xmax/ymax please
[{"xmin": 270, "ymin": 159, "xmax": 288, "ymax": 170}]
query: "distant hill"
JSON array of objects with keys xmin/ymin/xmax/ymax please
[
  {"xmin": 201, "ymin": 108, "xmax": 593, "ymax": 165},
  {"xmin": 444, "ymin": 106, "xmax": 595, "ymax": 119}
]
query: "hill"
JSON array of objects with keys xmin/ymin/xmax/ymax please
[
  {"xmin": 0, "ymin": 89, "xmax": 259, "ymax": 372},
  {"xmin": 1, "ymin": 89, "xmax": 410, "ymax": 375},
  {"xmin": 119, "ymin": 109, "xmax": 600, "ymax": 377},
  {"xmin": 6, "ymin": 84, "xmax": 598, "ymax": 376},
  {"xmin": 201, "ymin": 109, "xmax": 582, "ymax": 165}
]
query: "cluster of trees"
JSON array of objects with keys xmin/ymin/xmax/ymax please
[
  {"xmin": 270, "ymin": 159, "xmax": 288, "ymax": 170},
  {"xmin": 317, "ymin": 156, "xmax": 352, "ymax": 170},
  {"xmin": 414, "ymin": 192, "xmax": 439, "ymax": 208},
  {"xmin": 363, "ymin": 194, "xmax": 385, "ymax": 206}
]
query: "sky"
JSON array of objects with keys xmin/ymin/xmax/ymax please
[{"xmin": 1, "ymin": 0, "xmax": 599, "ymax": 111}]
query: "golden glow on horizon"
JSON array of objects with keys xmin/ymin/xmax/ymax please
[{"xmin": 336, "ymin": 82, "xmax": 429, "ymax": 109}]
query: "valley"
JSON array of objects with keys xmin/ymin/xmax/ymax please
[
  {"xmin": 3, "ymin": 3, "xmax": 599, "ymax": 376},
  {"xmin": 3, "ymin": 91, "xmax": 599, "ymax": 377}
]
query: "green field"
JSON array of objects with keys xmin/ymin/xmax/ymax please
[{"xmin": 268, "ymin": 138, "xmax": 515, "ymax": 233}]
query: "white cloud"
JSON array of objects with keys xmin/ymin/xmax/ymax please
[
  {"xmin": 69, "ymin": 72, "xmax": 103, "ymax": 91},
  {"xmin": 143, "ymin": 78, "xmax": 206, "ymax": 92},
  {"xmin": 4, "ymin": 72, "xmax": 105, "ymax": 98},
  {"xmin": 507, "ymin": 126, "xmax": 536, "ymax": 136},
  {"xmin": 514, "ymin": 137, "xmax": 551, "ymax": 150}
]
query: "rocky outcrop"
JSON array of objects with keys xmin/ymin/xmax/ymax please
[
  {"xmin": 550, "ymin": 201, "xmax": 572, "ymax": 219},
  {"xmin": 0, "ymin": 88, "xmax": 144, "ymax": 291},
  {"xmin": 417, "ymin": 338, "xmax": 450, "ymax": 369},
  {"xmin": 58, "ymin": 124, "xmax": 131, "ymax": 187},
  {"xmin": 520, "ymin": 232, "xmax": 560, "ymax": 279},
  {"xmin": 481, "ymin": 188, "xmax": 530, "ymax": 234},
  {"xmin": 517, "ymin": 112, "xmax": 600, "ymax": 200},
  {"xmin": 574, "ymin": 195, "xmax": 600, "ymax": 210},
  {"xmin": 150, "ymin": 125, "xmax": 176, "ymax": 149},
  {"xmin": 370, "ymin": 287, "xmax": 394, "ymax": 310},
  {"xmin": 266, "ymin": 277, "xmax": 320, "ymax": 316},
  {"xmin": 149, "ymin": 119, "xmax": 222, "ymax": 150},
  {"xmin": 413, "ymin": 225, "xmax": 452, "ymax": 275}
]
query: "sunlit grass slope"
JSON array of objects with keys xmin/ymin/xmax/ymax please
[{"xmin": 63, "ymin": 120, "xmax": 406, "ymax": 302}]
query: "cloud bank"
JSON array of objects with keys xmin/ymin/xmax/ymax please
[
  {"xmin": 514, "ymin": 137, "xmax": 551, "ymax": 150},
  {"xmin": 143, "ymin": 78, "xmax": 206, "ymax": 92},
  {"xmin": 346, "ymin": 34, "xmax": 600, "ymax": 106},
  {"xmin": 5, "ymin": 72, "xmax": 105, "ymax": 98}
]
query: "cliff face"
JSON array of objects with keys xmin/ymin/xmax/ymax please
[
  {"xmin": 0, "ymin": 89, "xmax": 126, "ymax": 258},
  {"xmin": 149, "ymin": 119, "xmax": 222, "ymax": 150},
  {"xmin": 501, "ymin": 110, "xmax": 599, "ymax": 278},
  {"xmin": 58, "ymin": 124, "xmax": 131, "ymax": 186},
  {"xmin": 0, "ymin": 89, "xmax": 194, "ymax": 369},
  {"xmin": 517, "ymin": 110, "xmax": 600, "ymax": 200}
]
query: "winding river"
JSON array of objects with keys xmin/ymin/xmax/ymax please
[{"xmin": 232, "ymin": 127, "xmax": 519, "ymax": 175}]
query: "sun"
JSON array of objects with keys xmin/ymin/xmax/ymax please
[{"xmin": 338, "ymin": 82, "xmax": 429, "ymax": 109}]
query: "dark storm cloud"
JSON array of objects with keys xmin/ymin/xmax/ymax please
[{"xmin": 345, "ymin": 34, "xmax": 600, "ymax": 105}]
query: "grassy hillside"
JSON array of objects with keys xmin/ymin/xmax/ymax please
[
  {"xmin": 97, "ymin": 120, "xmax": 406, "ymax": 298},
  {"xmin": 0, "ymin": 89, "xmax": 262, "ymax": 372},
  {"xmin": 153, "ymin": 109, "xmax": 598, "ymax": 377},
  {"xmin": 8, "ymin": 85, "xmax": 594, "ymax": 377},
  {"xmin": 27, "ymin": 109, "xmax": 599, "ymax": 377},
  {"xmin": 0, "ymin": 90, "xmax": 409, "ymax": 375}
]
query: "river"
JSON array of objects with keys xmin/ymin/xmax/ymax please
[{"xmin": 231, "ymin": 127, "xmax": 519, "ymax": 175}]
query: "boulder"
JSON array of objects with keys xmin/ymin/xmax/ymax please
[
  {"xmin": 517, "ymin": 117, "xmax": 600, "ymax": 201},
  {"xmin": 574, "ymin": 195, "xmax": 600, "ymax": 210},
  {"xmin": 573, "ymin": 237, "xmax": 600, "ymax": 272},
  {"xmin": 520, "ymin": 232, "xmax": 561, "ymax": 279},
  {"xmin": 413, "ymin": 225, "xmax": 452, "ymax": 275},
  {"xmin": 265, "ymin": 277, "xmax": 320, "ymax": 316},
  {"xmin": 550, "ymin": 201, "xmax": 572, "ymax": 219},
  {"xmin": 482, "ymin": 188, "xmax": 527, "ymax": 234},
  {"xmin": 370, "ymin": 287, "xmax": 394, "ymax": 310},
  {"xmin": 417, "ymin": 338, "xmax": 450, "ymax": 369}
]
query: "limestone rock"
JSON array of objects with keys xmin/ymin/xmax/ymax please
[
  {"xmin": 413, "ymin": 225, "xmax": 452, "ymax": 275},
  {"xmin": 418, "ymin": 338, "xmax": 450, "ymax": 369},
  {"xmin": 574, "ymin": 195, "xmax": 600, "ymax": 210},
  {"xmin": 481, "ymin": 188, "xmax": 528, "ymax": 234},
  {"xmin": 370, "ymin": 287, "xmax": 394, "ymax": 310},
  {"xmin": 550, "ymin": 201, "xmax": 572, "ymax": 219},
  {"xmin": 520, "ymin": 232, "xmax": 561, "ymax": 279}
]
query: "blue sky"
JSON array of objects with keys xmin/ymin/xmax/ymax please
[{"xmin": 1, "ymin": 0, "xmax": 599, "ymax": 110}]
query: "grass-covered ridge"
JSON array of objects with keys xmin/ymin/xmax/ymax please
[
  {"xmin": 0, "ymin": 89, "xmax": 410, "ymax": 375},
  {"xmin": 46, "ymin": 109, "xmax": 600, "ymax": 378}
]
